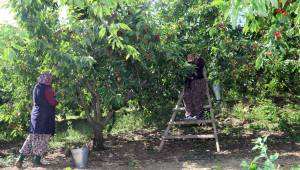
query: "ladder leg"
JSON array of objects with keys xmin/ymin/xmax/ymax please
[
  {"xmin": 158, "ymin": 126, "xmax": 169, "ymax": 151},
  {"xmin": 159, "ymin": 111, "xmax": 177, "ymax": 152},
  {"xmin": 211, "ymin": 113, "xmax": 220, "ymax": 152},
  {"xmin": 204, "ymin": 67, "xmax": 220, "ymax": 152},
  {"xmin": 159, "ymin": 91, "xmax": 184, "ymax": 152}
]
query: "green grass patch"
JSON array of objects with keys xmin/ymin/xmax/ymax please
[
  {"xmin": 50, "ymin": 119, "xmax": 92, "ymax": 149},
  {"xmin": 0, "ymin": 154, "xmax": 15, "ymax": 168},
  {"xmin": 228, "ymin": 98, "xmax": 300, "ymax": 138},
  {"xmin": 107, "ymin": 112, "xmax": 145, "ymax": 135}
]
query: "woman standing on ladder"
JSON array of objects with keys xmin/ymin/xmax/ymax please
[{"xmin": 184, "ymin": 54, "xmax": 207, "ymax": 120}]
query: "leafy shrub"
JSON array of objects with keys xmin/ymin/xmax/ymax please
[
  {"xmin": 250, "ymin": 100, "xmax": 278, "ymax": 122},
  {"xmin": 241, "ymin": 136, "xmax": 279, "ymax": 170},
  {"xmin": 127, "ymin": 159, "xmax": 139, "ymax": 167},
  {"xmin": 230, "ymin": 99, "xmax": 299, "ymax": 132},
  {"xmin": 278, "ymin": 104, "xmax": 300, "ymax": 141},
  {"xmin": 232, "ymin": 102, "xmax": 251, "ymax": 120},
  {"xmin": 291, "ymin": 165, "xmax": 300, "ymax": 170},
  {"xmin": 249, "ymin": 100, "xmax": 279, "ymax": 130}
]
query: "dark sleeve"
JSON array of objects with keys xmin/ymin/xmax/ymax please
[
  {"xmin": 196, "ymin": 57, "xmax": 205, "ymax": 69},
  {"xmin": 45, "ymin": 87, "xmax": 58, "ymax": 107},
  {"xmin": 33, "ymin": 85, "xmax": 40, "ymax": 105},
  {"xmin": 33, "ymin": 84, "xmax": 46, "ymax": 106},
  {"xmin": 194, "ymin": 57, "xmax": 205, "ymax": 79}
]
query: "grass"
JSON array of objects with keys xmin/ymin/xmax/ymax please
[
  {"xmin": 0, "ymin": 133, "xmax": 9, "ymax": 143},
  {"xmin": 107, "ymin": 112, "xmax": 145, "ymax": 135},
  {"xmin": 291, "ymin": 165, "xmax": 300, "ymax": 170},
  {"xmin": 221, "ymin": 98, "xmax": 300, "ymax": 141},
  {"xmin": 50, "ymin": 128, "xmax": 90, "ymax": 149},
  {"xmin": 0, "ymin": 154, "xmax": 15, "ymax": 168},
  {"xmin": 127, "ymin": 159, "xmax": 140, "ymax": 167},
  {"xmin": 49, "ymin": 118, "xmax": 93, "ymax": 149}
]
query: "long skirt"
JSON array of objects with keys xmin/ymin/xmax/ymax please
[
  {"xmin": 183, "ymin": 78, "xmax": 207, "ymax": 116},
  {"xmin": 19, "ymin": 134, "xmax": 51, "ymax": 156}
]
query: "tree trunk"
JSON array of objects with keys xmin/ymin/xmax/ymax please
[{"xmin": 92, "ymin": 125, "xmax": 105, "ymax": 151}]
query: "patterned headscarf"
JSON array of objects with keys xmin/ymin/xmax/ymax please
[{"xmin": 38, "ymin": 73, "xmax": 53, "ymax": 85}]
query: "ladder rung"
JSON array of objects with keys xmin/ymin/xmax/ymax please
[
  {"xmin": 169, "ymin": 119, "xmax": 213, "ymax": 125},
  {"xmin": 164, "ymin": 134, "xmax": 215, "ymax": 139},
  {"xmin": 173, "ymin": 105, "xmax": 211, "ymax": 111}
]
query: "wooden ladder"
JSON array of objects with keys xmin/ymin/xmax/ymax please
[{"xmin": 158, "ymin": 68, "xmax": 220, "ymax": 152}]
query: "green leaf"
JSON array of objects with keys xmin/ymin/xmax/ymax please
[
  {"xmin": 97, "ymin": 6, "xmax": 103, "ymax": 18},
  {"xmin": 240, "ymin": 160, "xmax": 249, "ymax": 169},
  {"xmin": 264, "ymin": 159, "xmax": 276, "ymax": 169},
  {"xmin": 279, "ymin": 46, "xmax": 286, "ymax": 55},
  {"xmin": 119, "ymin": 23, "xmax": 131, "ymax": 31},
  {"xmin": 65, "ymin": 167, "xmax": 72, "ymax": 170},
  {"xmin": 209, "ymin": 28, "xmax": 217, "ymax": 36},
  {"xmin": 99, "ymin": 26, "xmax": 106, "ymax": 38},
  {"xmin": 263, "ymin": 135, "xmax": 268, "ymax": 142},
  {"xmin": 27, "ymin": 0, "xmax": 32, "ymax": 5},
  {"xmin": 270, "ymin": 0, "xmax": 278, "ymax": 8},
  {"xmin": 252, "ymin": 145, "xmax": 260, "ymax": 150},
  {"xmin": 2, "ymin": 48, "xmax": 15, "ymax": 61},
  {"xmin": 125, "ymin": 54, "xmax": 130, "ymax": 60},
  {"xmin": 282, "ymin": 0, "xmax": 287, "ymax": 7},
  {"xmin": 211, "ymin": 0, "xmax": 226, "ymax": 7},
  {"xmin": 126, "ymin": 45, "xmax": 140, "ymax": 61},
  {"xmin": 252, "ymin": 0, "xmax": 259, "ymax": 10},
  {"xmin": 249, "ymin": 163, "xmax": 257, "ymax": 170},
  {"xmin": 255, "ymin": 57, "xmax": 264, "ymax": 69},
  {"xmin": 73, "ymin": 0, "xmax": 85, "ymax": 8},
  {"xmin": 255, "ymin": 137, "xmax": 262, "ymax": 143},
  {"xmin": 104, "ymin": 7, "xmax": 111, "ymax": 16},
  {"xmin": 270, "ymin": 153, "xmax": 279, "ymax": 161},
  {"xmin": 259, "ymin": 0, "xmax": 267, "ymax": 16}
]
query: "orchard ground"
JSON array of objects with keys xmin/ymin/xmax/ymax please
[{"xmin": 1, "ymin": 118, "xmax": 300, "ymax": 170}]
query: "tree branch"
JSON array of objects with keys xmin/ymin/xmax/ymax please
[
  {"xmin": 104, "ymin": 110, "xmax": 115, "ymax": 125},
  {"xmin": 77, "ymin": 87, "xmax": 95, "ymax": 126}
]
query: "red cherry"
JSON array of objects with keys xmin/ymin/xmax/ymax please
[
  {"xmin": 154, "ymin": 34, "xmax": 160, "ymax": 41},
  {"xmin": 275, "ymin": 8, "xmax": 283, "ymax": 14},
  {"xmin": 274, "ymin": 31, "xmax": 282, "ymax": 40}
]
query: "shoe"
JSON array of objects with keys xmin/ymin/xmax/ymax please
[
  {"xmin": 32, "ymin": 155, "xmax": 43, "ymax": 167},
  {"xmin": 184, "ymin": 115, "xmax": 197, "ymax": 120},
  {"xmin": 15, "ymin": 160, "xmax": 23, "ymax": 168},
  {"xmin": 15, "ymin": 153, "xmax": 25, "ymax": 168}
]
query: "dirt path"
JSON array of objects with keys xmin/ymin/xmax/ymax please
[{"xmin": 1, "ymin": 131, "xmax": 300, "ymax": 170}]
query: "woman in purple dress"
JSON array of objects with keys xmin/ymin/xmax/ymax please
[{"xmin": 183, "ymin": 54, "xmax": 207, "ymax": 120}]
